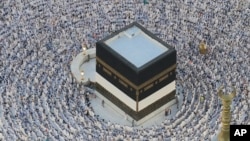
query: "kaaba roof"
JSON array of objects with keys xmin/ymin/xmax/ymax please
[
  {"xmin": 96, "ymin": 22, "xmax": 176, "ymax": 85},
  {"xmin": 104, "ymin": 26, "xmax": 168, "ymax": 68},
  {"xmin": 97, "ymin": 22, "xmax": 175, "ymax": 71}
]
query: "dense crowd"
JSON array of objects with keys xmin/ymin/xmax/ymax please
[{"xmin": 0, "ymin": 0, "xmax": 249, "ymax": 140}]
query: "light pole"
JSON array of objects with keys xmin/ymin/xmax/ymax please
[
  {"xmin": 82, "ymin": 43, "xmax": 86, "ymax": 55},
  {"xmin": 81, "ymin": 71, "xmax": 84, "ymax": 81}
]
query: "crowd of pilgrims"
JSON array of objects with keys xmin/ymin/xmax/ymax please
[{"xmin": 0, "ymin": 0, "xmax": 249, "ymax": 140}]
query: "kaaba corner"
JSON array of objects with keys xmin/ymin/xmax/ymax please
[{"xmin": 95, "ymin": 22, "xmax": 176, "ymax": 121}]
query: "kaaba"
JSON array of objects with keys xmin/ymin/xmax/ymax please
[{"xmin": 96, "ymin": 22, "xmax": 176, "ymax": 121}]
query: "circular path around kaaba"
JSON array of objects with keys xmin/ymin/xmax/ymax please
[{"xmin": 0, "ymin": 0, "xmax": 249, "ymax": 140}]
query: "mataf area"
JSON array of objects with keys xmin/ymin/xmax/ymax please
[
  {"xmin": 0, "ymin": 0, "xmax": 249, "ymax": 140},
  {"xmin": 96, "ymin": 22, "xmax": 176, "ymax": 121}
]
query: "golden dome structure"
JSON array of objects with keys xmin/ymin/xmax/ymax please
[{"xmin": 199, "ymin": 40, "xmax": 208, "ymax": 54}]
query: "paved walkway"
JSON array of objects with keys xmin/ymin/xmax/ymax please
[{"xmin": 90, "ymin": 91, "xmax": 182, "ymax": 128}]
